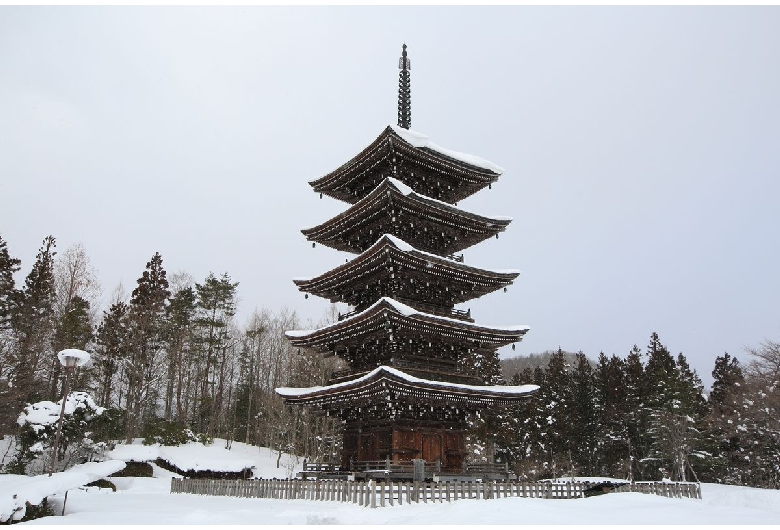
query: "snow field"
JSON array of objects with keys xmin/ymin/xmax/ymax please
[{"xmin": 6, "ymin": 440, "xmax": 779, "ymax": 525}]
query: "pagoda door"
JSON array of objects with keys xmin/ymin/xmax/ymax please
[
  {"xmin": 421, "ymin": 434, "xmax": 442, "ymax": 464},
  {"xmin": 358, "ymin": 434, "xmax": 376, "ymax": 461}
]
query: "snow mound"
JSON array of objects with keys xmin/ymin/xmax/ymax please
[
  {"xmin": 158, "ymin": 443, "xmax": 255, "ymax": 473},
  {"xmin": 0, "ymin": 460, "xmax": 125, "ymax": 523},
  {"xmin": 17, "ymin": 392, "xmax": 105, "ymax": 432},
  {"xmin": 105, "ymin": 440, "xmax": 302, "ymax": 479},
  {"xmin": 106, "ymin": 444, "xmax": 160, "ymax": 462}
]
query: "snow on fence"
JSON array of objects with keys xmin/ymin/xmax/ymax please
[
  {"xmin": 170, "ymin": 478, "xmax": 584, "ymax": 507},
  {"xmin": 613, "ymin": 481, "xmax": 701, "ymax": 500}
]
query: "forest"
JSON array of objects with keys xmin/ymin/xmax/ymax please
[{"xmin": 0, "ymin": 235, "xmax": 778, "ymax": 489}]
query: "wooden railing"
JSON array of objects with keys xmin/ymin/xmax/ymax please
[
  {"xmin": 302, "ymin": 462, "xmax": 342, "ymax": 473},
  {"xmin": 464, "ymin": 462, "xmax": 510, "ymax": 476},
  {"xmin": 170, "ymin": 478, "xmax": 585, "ymax": 507},
  {"xmin": 350, "ymin": 458, "xmax": 441, "ymax": 474}
]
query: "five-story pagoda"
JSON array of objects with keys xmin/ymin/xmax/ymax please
[{"xmin": 277, "ymin": 45, "xmax": 536, "ymax": 476}]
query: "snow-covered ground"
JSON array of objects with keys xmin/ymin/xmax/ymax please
[{"xmin": 6, "ymin": 440, "xmax": 779, "ymax": 525}]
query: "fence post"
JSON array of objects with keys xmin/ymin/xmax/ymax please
[{"xmin": 370, "ymin": 480, "xmax": 377, "ymax": 509}]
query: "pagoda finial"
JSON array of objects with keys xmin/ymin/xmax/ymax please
[{"xmin": 397, "ymin": 43, "xmax": 411, "ymax": 129}]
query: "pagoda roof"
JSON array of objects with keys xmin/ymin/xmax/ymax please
[
  {"xmin": 276, "ymin": 365, "xmax": 538, "ymax": 408},
  {"xmin": 286, "ymin": 296, "xmax": 529, "ymax": 353},
  {"xmin": 293, "ymin": 234, "xmax": 519, "ymax": 309},
  {"xmin": 302, "ymin": 177, "xmax": 512, "ymax": 256},
  {"xmin": 309, "ymin": 126, "xmax": 504, "ymax": 205}
]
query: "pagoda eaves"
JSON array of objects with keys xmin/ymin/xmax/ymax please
[
  {"xmin": 302, "ymin": 177, "xmax": 512, "ymax": 256},
  {"xmin": 310, "ymin": 126, "xmax": 504, "ymax": 205},
  {"xmin": 294, "ymin": 233, "xmax": 519, "ymax": 315},
  {"xmin": 277, "ymin": 365, "xmax": 538, "ymax": 409},
  {"xmin": 286, "ymin": 296, "xmax": 528, "ymax": 380}
]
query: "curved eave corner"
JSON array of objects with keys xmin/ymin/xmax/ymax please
[
  {"xmin": 276, "ymin": 365, "xmax": 538, "ymax": 400},
  {"xmin": 388, "ymin": 125, "xmax": 505, "ymax": 176},
  {"xmin": 284, "ymin": 296, "xmax": 530, "ymax": 342}
]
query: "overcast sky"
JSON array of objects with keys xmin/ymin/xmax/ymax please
[{"xmin": 2, "ymin": 6, "xmax": 779, "ymax": 387}]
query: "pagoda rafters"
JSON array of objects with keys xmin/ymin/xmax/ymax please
[
  {"xmin": 294, "ymin": 233, "xmax": 519, "ymax": 317},
  {"xmin": 309, "ymin": 125, "xmax": 504, "ymax": 205},
  {"xmin": 302, "ymin": 177, "xmax": 512, "ymax": 257},
  {"xmin": 278, "ymin": 366, "xmax": 539, "ymax": 411},
  {"xmin": 285, "ymin": 297, "xmax": 528, "ymax": 384}
]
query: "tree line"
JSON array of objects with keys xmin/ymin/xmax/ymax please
[
  {"xmin": 490, "ymin": 336, "xmax": 779, "ymax": 489},
  {"xmin": 0, "ymin": 234, "xmax": 342, "ymax": 471},
  {"xmin": 1, "ymin": 234, "xmax": 777, "ymax": 489}
]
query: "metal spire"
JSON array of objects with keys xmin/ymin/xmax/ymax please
[{"xmin": 397, "ymin": 44, "xmax": 411, "ymax": 129}]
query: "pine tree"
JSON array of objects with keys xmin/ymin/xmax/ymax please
[
  {"xmin": 50, "ymin": 295, "xmax": 93, "ymax": 396},
  {"xmin": 569, "ymin": 351, "xmax": 597, "ymax": 475},
  {"xmin": 193, "ymin": 272, "xmax": 238, "ymax": 436},
  {"xmin": 94, "ymin": 301, "xmax": 130, "ymax": 408},
  {"xmin": 544, "ymin": 348, "xmax": 573, "ymax": 477},
  {"xmin": 623, "ymin": 345, "xmax": 646, "ymax": 480},
  {"xmin": 710, "ymin": 353, "xmax": 744, "ymax": 412},
  {"xmin": 0, "ymin": 235, "xmax": 22, "ymax": 434},
  {"xmin": 163, "ymin": 285, "xmax": 197, "ymax": 422},
  {"xmin": 0, "ymin": 234, "xmax": 21, "ymax": 329},
  {"xmin": 591, "ymin": 353, "xmax": 622, "ymax": 476},
  {"xmin": 7, "ymin": 236, "xmax": 57, "ymax": 421},
  {"xmin": 701, "ymin": 352, "xmax": 747, "ymax": 484},
  {"xmin": 125, "ymin": 252, "xmax": 170, "ymax": 441}
]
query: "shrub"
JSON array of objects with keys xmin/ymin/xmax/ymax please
[
  {"xmin": 109, "ymin": 461, "xmax": 153, "ymax": 477},
  {"xmin": 141, "ymin": 418, "xmax": 211, "ymax": 447},
  {"xmin": 85, "ymin": 478, "xmax": 116, "ymax": 491}
]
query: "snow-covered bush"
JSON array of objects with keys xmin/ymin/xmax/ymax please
[
  {"xmin": 7, "ymin": 392, "xmax": 120, "ymax": 475},
  {"xmin": 141, "ymin": 418, "xmax": 211, "ymax": 447}
]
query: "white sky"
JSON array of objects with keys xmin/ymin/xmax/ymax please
[{"xmin": 2, "ymin": 6, "xmax": 779, "ymax": 387}]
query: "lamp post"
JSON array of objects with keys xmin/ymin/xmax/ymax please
[{"xmin": 48, "ymin": 349, "xmax": 90, "ymax": 477}]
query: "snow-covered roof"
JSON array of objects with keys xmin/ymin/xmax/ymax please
[
  {"xmin": 385, "ymin": 176, "xmax": 512, "ymax": 220},
  {"xmin": 285, "ymin": 296, "xmax": 529, "ymax": 338},
  {"xmin": 294, "ymin": 233, "xmax": 520, "ymax": 284},
  {"xmin": 390, "ymin": 125, "xmax": 505, "ymax": 175},
  {"xmin": 276, "ymin": 365, "xmax": 537, "ymax": 398},
  {"xmin": 301, "ymin": 176, "xmax": 512, "ymax": 233}
]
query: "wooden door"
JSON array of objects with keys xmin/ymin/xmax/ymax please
[
  {"xmin": 421, "ymin": 434, "xmax": 442, "ymax": 463},
  {"xmin": 358, "ymin": 434, "xmax": 375, "ymax": 461}
]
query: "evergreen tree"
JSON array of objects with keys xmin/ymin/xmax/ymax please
[
  {"xmin": 125, "ymin": 252, "xmax": 170, "ymax": 441},
  {"xmin": 593, "ymin": 352, "xmax": 628, "ymax": 476},
  {"xmin": 710, "ymin": 353, "xmax": 744, "ymax": 412},
  {"xmin": 163, "ymin": 285, "xmax": 196, "ymax": 422},
  {"xmin": 511, "ymin": 365, "xmax": 548, "ymax": 480},
  {"xmin": 50, "ymin": 295, "xmax": 93, "ymax": 396},
  {"xmin": 94, "ymin": 301, "xmax": 130, "ymax": 408},
  {"xmin": 193, "ymin": 272, "xmax": 238, "ymax": 436},
  {"xmin": 569, "ymin": 351, "xmax": 597, "ymax": 475},
  {"xmin": 623, "ymin": 345, "xmax": 646, "ymax": 479},
  {"xmin": 543, "ymin": 348, "xmax": 573, "ymax": 477},
  {"xmin": 7, "ymin": 236, "xmax": 57, "ymax": 421},
  {"xmin": 0, "ymin": 234, "xmax": 21, "ymax": 329},
  {"xmin": 701, "ymin": 352, "xmax": 747, "ymax": 484},
  {"xmin": 0, "ymin": 235, "xmax": 22, "ymax": 434}
]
